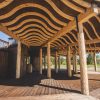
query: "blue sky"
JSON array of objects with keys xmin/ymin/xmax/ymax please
[{"xmin": 0, "ymin": 31, "xmax": 10, "ymax": 41}]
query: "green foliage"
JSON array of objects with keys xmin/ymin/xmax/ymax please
[
  {"xmin": 60, "ymin": 56, "xmax": 64, "ymax": 64},
  {"xmin": 96, "ymin": 54, "xmax": 100, "ymax": 59},
  {"xmin": 77, "ymin": 59, "xmax": 80, "ymax": 65},
  {"xmin": 87, "ymin": 54, "xmax": 93, "ymax": 65},
  {"xmin": 51, "ymin": 57, "xmax": 55, "ymax": 65},
  {"xmin": 50, "ymin": 56, "xmax": 66, "ymax": 66}
]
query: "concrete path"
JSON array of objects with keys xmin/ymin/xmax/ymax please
[
  {"xmin": 0, "ymin": 93, "xmax": 98, "ymax": 100},
  {"xmin": 90, "ymin": 88, "xmax": 100, "ymax": 99}
]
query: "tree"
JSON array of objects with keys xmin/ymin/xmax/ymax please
[
  {"xmin": 87, "ymin": 54, "xmax": 93, "ymax": 65},
  {"xmin": 51, "ymin": 57, "xmax": 55, "ymax": 65}
]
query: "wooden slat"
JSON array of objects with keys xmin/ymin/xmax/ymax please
[{"xmin": 41, "ymin": 8, "xmax": 98, "ymax": 47}]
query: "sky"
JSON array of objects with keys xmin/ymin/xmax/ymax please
[{"xmin": 0, "ymin": 31, "xmax": 10, "ymax": 41}]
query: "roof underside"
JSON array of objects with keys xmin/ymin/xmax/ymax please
[{"xmin": 0, "ymin": 0, "xmax": 100, "ymax": 52}]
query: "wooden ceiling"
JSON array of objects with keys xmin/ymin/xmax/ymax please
[{"xmin": 0, "ymin": 0, "xmax": 100, "ymax": 51}]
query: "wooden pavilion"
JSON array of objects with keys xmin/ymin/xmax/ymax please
[{"xmin": 0, "ymin": 0, "xmax": 100, "ymax": 96}]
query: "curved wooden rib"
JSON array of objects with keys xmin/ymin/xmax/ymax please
[
  {"xmin": 61, "ymin": 0, "xmax": 85, "ymax": 13},
  {"xmin": 51, "ymin": 22, "xmax": 99, "ymax": 48},
  {"xmin": 21, "ymin": 32, "xmax": 48, "ymax": 40},
  {"xmin": 54, "ymin": 34, "xmax": 74, "ymax": 48},
  {"xmin": 11, "ymin": 24, "xmax": 54, "ymax": 36},
  {"xmin": 60, "ymin": 37, "xmax": 69, "ymax": 44},
  {"xmin": 51, "ymin": 43, "xmax": 57, "ymax": 47},
  {"xmin": 73, "ymin": 0, "xmax": 91, "ymax": 8},
  {"xmin": 84, "ymin": 27, "xmax": 93, "ymax": 40},
  {"xmin": 2, "ymin": 12, "xmax": 61, "ymax": 31},
  {"xmin": 53, "ymin": 41, "xmax": 61, "ymax": 47},
  {"xmin": 8, "ymin": 19, "xmax": 57, "ymax": 34},
  {"xmin": 26, "ymin": 41, "xmax": 41, "ymax": 46},
  {"xmin": 70, "ymin": 31, "xmax": 78, "ymax": 42},
  {"xmin": 25, "ymin": 38, "xmax": 46, "ymax": 42},
  {"xmin": 88, "ymin": 20, "xmax": 100, "ymax": 39},
  {"xmin": 26, "ymin": 39, "xmax": 43, "ymax": 43},
  {"xmin": 0, "ymin": 0, "xmax": 13, "ymax": 9},
  {"xmin": 74, "ymin": 46, "xmax": 78, "ymax": 51},
  {"xmin": 64, "ymin": 29, "xmax": 78, "ymax": 42},
  {"xmin": 26, "ymin": 41, "xmax": 43, "ymax": 46},
  {"xmin": 74, "ymin": 27, "xmax": 94, "ymax": 41},
  {"xmin": 0, "ymin": 3, "xmax": 67, "ymax": 26},
  {"xmin": 27, "ymin": 41, "xmax": 41, "ymax": 44},
  {"xmin": 95, "ymin": 15, "xmax": 100, "ymax": 23},
  {"xmin": 25, "ymin": 39, "xmax": 45, "ymax": 43},
  {"xmin": 24, "ymin": 37, "xmax": 47, "ymax": 43},
  {"xmin": 20, "ymin": 32, "xmax": 48, "ymax": 40},
  {"xmin": 45, "ymin": 0, "xmax": 74, "ymax": 20},
  {"xmin": 41, "ymin": 8, "xmax": 98, "ymax": 47},
  {"xmin": 18, "ymin": 29, "xmax": 51, "ymax": 38},
  {"xmin": 18, "ymin": 27, "xmax": 53, "ymax": 38},
  {"xmin": 54, "ymin": 25, "xmax": 95, "ymax": 48},
  {"xmin": 65, "ymin": 34, "xmax": 74, "ymax": 43},
  {"xmin": 57, "ymin": 39, "xmax": 66, "ymax": 45}
]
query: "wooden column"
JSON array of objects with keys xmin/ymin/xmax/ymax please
[
  {"xmin": 73, "ymin": 55, "xmax": 75, "ymax": 73},
  {"xmin": 55, "ymin": 51, "xmax": 58, "ymax": 73},
  {"xmin": 40, "ymin": 48, "xmax": 42, "ymax": 74},
  {"xmin": 78, "ymin": 23, "xmax": 89, "ymax": 95},
  {"xmin": 16, "ymin": 41, "xmax": 21, "ymax": 79},
  {"xmin": 94, "ymin": 52, "xmax": 97, "ymax": 72},
  {"xmin": 73, "ymin": 51, "xmax": 77, "ymax": 74},
  {"xmin": 67, "ymin": 45, "xmax": 72, "ymax": 77},
  {"xmin": 66, "ymin": 54, "xmax": 68, "ymax": 71},
  {"xmin": 47, "ymin": 42, "xmax": 51, "ymax": 78},
  {"xmin": 58, "ymin": 56, "xmax": 60, "ymax": 71},
  {"xmin": 44, "ymin": 54, "xmax": 46, "ymax": 69}
]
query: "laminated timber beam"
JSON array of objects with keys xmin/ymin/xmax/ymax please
[
  {"xmin": 41, "ymin": 7, "xmax": 99, "ymax": 47},
  {"xmin": 57, "ymin": 47, "xmax": 100, "ymax": 54},
  {"xmin": 59, "ymin": 38, "xmax": 100, "ymax": 48}
]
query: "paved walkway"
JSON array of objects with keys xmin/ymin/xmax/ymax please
[
  {"xmin": 90, "ymin": 88, "xmax": 100, "ymax": 99},
  {"xmin": 0, "ymin": 93, "xmax": 98, "ymax": 100},
  {"xmin": 0, "ymin": 70, "xmax": 99, "ymax": 99}
]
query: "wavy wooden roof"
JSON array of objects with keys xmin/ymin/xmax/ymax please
[{"xmin": 0, "ymin": 0, "xmax": 100, "ymax": 51}]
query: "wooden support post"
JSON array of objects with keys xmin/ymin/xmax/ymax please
[
  {"xmin": 73, "ymin": 55, "xmax": 75, "ymax": 73},
  {"xmin": 67, "ymin": 45, "xmax": 72, "ymax": 77},
  {"xmin": 40, "ymin": 48, "xmax": 42, "ymax": 74},
  {"xmin": 16, "ymin": 41, "xmax": 21, "ymax": 79},
  {"xmin": 66, "ymin": 54, "xmax": 68, "ymax": 71},
  {"xmin": 55, "ymin": 51, "xmax": 58, "ymax": 73},
  {"xmin": 94, "ymin": 52, "xmax": 97, "ymax": 72},
  {"xmin": 58, "ymin": 56, "xmax": 60, "ymax": 71},
  {"xmin": 47, "ymin": 42, "xmax": 51, "ymax": 78},
  {"xmin": 73, "ymin": 51, "xmax": 77, "ymax": 74},
  {"xmin": 44, "ymin": 54, "xmax": 46, "ymax": 69},
  {"xmin": 75, "ymin": 53, "xmax": 77, "ymax": 74},
  {"xmin": 78, "ymin": 23, "xmax": 89, "ymax": 95}
]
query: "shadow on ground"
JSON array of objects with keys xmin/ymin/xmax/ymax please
[
  {"xmin": 0, "ymin": 70, "xmax": 80, "ymax": 86},
  {"xmin": 0, "ymin": 70, "xmax": 81, "ymax": 94}
]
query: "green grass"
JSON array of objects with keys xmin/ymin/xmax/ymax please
[{"xmin": 51, "ymin": 64, "xmax": 100, "ymax": 69}]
